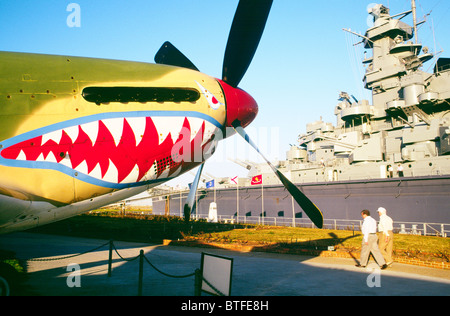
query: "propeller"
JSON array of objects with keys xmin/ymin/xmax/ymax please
[
  {"xmin": 222, "ymin": 0, "xmax": 273, "ymax": 87},
  {"xmin": 154, "ymin": 41, "xmax": 199, "ymax": 71},
  {"xmin": 155, "ymin": 0, "xmax": 272, "ymax": 86},
  {"xmin": 155, "ymin": 0, "xmax": 324, "ymax": 227},
  {"xmin": 232, "ymin": 123, "xmax": 324, "ymax": 228}
]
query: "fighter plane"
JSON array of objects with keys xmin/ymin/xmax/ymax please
[{"xmin": 0, "ymin": 0, "xmax": 323, "ymax": 234}]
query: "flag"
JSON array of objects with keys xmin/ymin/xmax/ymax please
[
  {"xmin": 251, "ymin": 175, "xmax": 262, "ymax": 185},
  {"xmin": 206, "ymin": 179, "xmax": 215, "ymax": 188},
  {"xmin": 231, "ymin": 176, "xmax": 238, "ymax": 185}
]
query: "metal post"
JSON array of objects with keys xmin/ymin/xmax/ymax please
[
  {"xmin": 236, "ymin": 181, "xmax": 239, "ymax": 223},
  {"xmin": 261, "ymin": 180, "xmax": 264, "ymax": 225},
  {"xmin": 291, "ymin": 196, "xmax": 295, "ymax": 227},
  {"xmin": 195, "ymin": 188, "xmax": 198, "ymax": 220},
  {"xmin": 138, "ymin": 250, "xmax": 144, "ymax": 296},
  {"xmin": 108, "ymin": 240, "xmax": 113, "ymax": 277},
  {"xmin": 194, "ymin": 269, "xmax": 202, "ymax": 296}
]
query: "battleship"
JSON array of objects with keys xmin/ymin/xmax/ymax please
[{"xmin": 149, "ymin": 2, "xmax": 450, "ymax": 228}]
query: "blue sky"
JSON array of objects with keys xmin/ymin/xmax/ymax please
[{"xmin": 1, "ymin": 0, "xmax": 449, "ymax": 186}]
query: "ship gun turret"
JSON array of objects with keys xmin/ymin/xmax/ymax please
[
  {"xmin": 251, "ymin": 1, "xmax": 450, "ymax": 186},
  {"xmin": 294, "ymin": 2, "xmax": 450, "ymax": 181},
  {"xmin": 337, "ymin": 1, "xmax": 450, "ymax": 165}
]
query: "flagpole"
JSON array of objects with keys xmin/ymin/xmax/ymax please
[
  {"xmin": 251, "ymin": 174, "xmax": 264, "ymax": 225},
  {"xmin": 261, "ymin": 177, "xmax": 264, "ymax": 225},
  {"xmin": 236, "ymin": 179, "xmax": 239, "ymax": 223}
]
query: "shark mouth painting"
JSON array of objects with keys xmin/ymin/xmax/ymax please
[{"xmin": 0, "ymin": 112, "xmax": 221, "ymax": 188}]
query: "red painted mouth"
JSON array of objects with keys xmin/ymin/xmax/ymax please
[{"xmin": 1, "ymin": 116, "xmax": 215, "ymax": 185}]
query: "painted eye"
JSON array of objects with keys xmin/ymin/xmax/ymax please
[{"xmin": 195, "ymin": 81, "xmax": 223, "ymax": 110}]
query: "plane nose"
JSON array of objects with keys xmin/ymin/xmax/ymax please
[{"xmin": 218, "ymin": 80, "xmax": 258, "ymax": 129}]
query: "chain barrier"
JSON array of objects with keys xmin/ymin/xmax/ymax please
[
  {"xmin": 142, "ymin": 255, "xmax": 195, "ymax": 278},
  {"xmin": 109, "ymin": 241, "xmax": 227, "ymax": 296},
  {"xmin": 21, "ymin": 238, "xmax": 226, "ymax": 296},
  {"xmin": 109, "ymin": 241, "xmax": 202, "ymax": 296},
  {"xmin": 111, "ymin": 242, "xmax": 140, "ymax": 262},
  {"xmin": 27, "ymin": 240, "xmax": 110, "ymax": 262}
]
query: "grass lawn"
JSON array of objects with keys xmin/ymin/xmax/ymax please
[{"xmin": 192, "ymin": 225, "xmax": 450, "ymax": 256}]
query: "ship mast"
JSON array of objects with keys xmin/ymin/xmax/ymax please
[{"xmin": 412, "ymin": 0, "xmax": 418, "ymax": 43}]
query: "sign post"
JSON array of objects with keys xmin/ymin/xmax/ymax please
[{"xmin": 198, "ymin": 252, "xmax": 233, "ymax": 296}]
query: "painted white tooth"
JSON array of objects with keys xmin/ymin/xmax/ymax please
[
  {"xmin": 102, "ymin": 117, "xmax": 124, "ymax": 147},
  {"xmin": 169, "ymin": 117, "xmax": 188, "ymax": 144},
  {"xmin": 152, "ymin": 116, "xmax": 186, "ymax": 145},
  {"xmin": 59, "ymin": 152, "xmax": 72, "ymax": 168},
  {"xmin": 44, "ymin": 151, "xmax": 57, "ymax": 163},
  {"xmin": 75, "ymin": 160, "xmax": 89, "ymax": 175},
  {"xmin": 36, "ymin": 152, "xmax": 45, "ymax": 162},
  {"xmin": 17, "ymin": 150, "xmax": 26, "ymax": 161},
  {"xmin": 143, "ymin": 161, "xmax": 158, "ymax": 181},
  {"xmin": 201, "ymin": 122, "xmax": 216, "ymax": 146},
  {"xmin": 157, "ymin": 166, "xmax": 171, "ymax": 180},
  {"xmin": 80, "ymin": 121, "xmax": 99, "ymax": 145},
  {"xmin": 125, "ymin": 117, "xmax": 146, "ymax": 146},
  {"xmin": 151, "ymin": 117, "xmax": 172, "ymax": 145},
  {"xmin": 102, "ymin": 159, "xmax": 118, "ymax": 183},
  {"xmin": 88, "ymin": 163, "xmax": 102, "ymax": 180},
  {"xmin": 187, "ymin": 117, "xmax": 205, "ymax": 142},
  {"xmin": 63, "ymin": 125, "xmax": 79, "ymax": 143},
  {"xmin": 170, "ymin": 165, "xmax": 182, "ymax": 178},
  {"xmin": 42, "ymin": 130, "xmax": 63, "ymax": 145},
  {"xmin": 120, "ymin": 165, "xmax": 140, "ymax": 183}
]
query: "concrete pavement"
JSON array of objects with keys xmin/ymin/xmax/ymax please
[{"xmin": 0, "ymin": 232, "xmax": 449, "ymax": 296}]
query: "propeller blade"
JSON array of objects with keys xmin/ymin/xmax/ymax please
[
  {"xmin": 222, "ymin": 0, "xmax": 273, "ymax": 87},
  {"xmin": 232, "ymin": 123, "xmax": 324, "ymax": 228},
  {"xmin": 184, "ymin": 163, "xmax": 205, "ymax": 222},
  {"xmin": 154, "ymin": 41, "xmax": 199, "ymax": 71}
]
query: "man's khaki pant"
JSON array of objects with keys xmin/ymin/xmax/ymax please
[
  {"xmin": 360, "ymin": 234, "xmax": 386, "ymax": 267},
  {"xmin": 378, "ymin": 231, "xmax": 393, "ymax": 263}
]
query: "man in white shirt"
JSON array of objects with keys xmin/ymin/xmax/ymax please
[
  {"xmin": 377, "ymin": 207, "xmax": 394, "ymax": 265},
  {"xmin": 357, "ymin": 210, "xmax": 387, "ymax": 269}
]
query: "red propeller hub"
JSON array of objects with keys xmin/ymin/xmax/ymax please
[{"xmin": 218, "ymin": 79, "xmax": 258, "ymax": 129}]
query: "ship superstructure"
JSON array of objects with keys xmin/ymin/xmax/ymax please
[{"xmin": 246, "ymin": 3, "xmax": 450, "ymax": 185}]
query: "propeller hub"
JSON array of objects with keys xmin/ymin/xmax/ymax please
[{"xmin": 218, "ymin": 79, "xmax": 258, "ymax": 129}]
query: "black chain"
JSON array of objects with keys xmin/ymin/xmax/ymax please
[
  {"xmin": 23, "ymin": 239, "xmax": 227, "ymax": 296},
  {"xmin": 112, "ymin": 243, "xmax": 140, "ymax": 262},
  {"xmin": 143, "ymin": 255, "xmax": 195, "ymax": 278},
  {"xmin": 27, "ymin": 241, "xmax": 110, "ymax": 262}
]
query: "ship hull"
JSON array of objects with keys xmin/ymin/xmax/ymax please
[{"xmin": 153, "ymin": 176, "xmax": 450, "ymax": 224}]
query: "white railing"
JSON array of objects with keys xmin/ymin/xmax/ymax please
[
  {"xmin": 114, "ymin": 209, "xmax": 449, "ymax": 237},
  {"xmin": 200, "ymin": 214, "xmax": 449, "ymax": 237}
]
